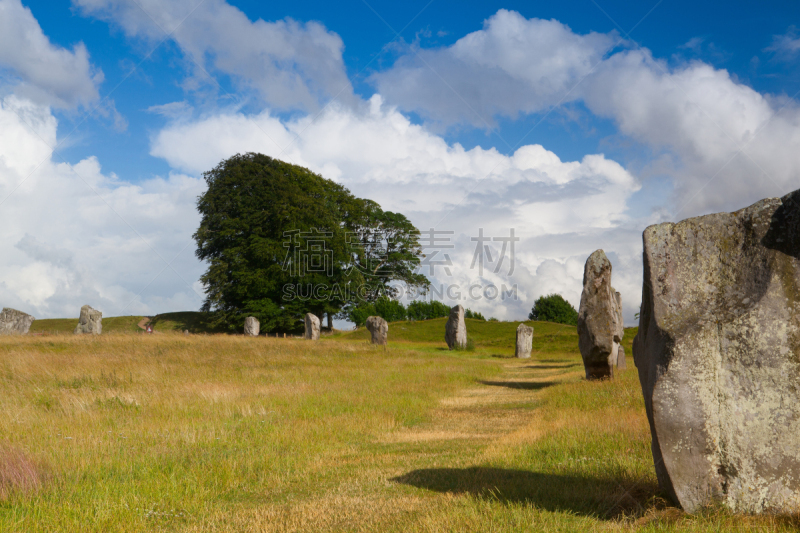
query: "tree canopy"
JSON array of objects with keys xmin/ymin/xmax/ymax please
[
  {"xmin": 528, "ymin": 294, "xmax": 578, "ymax": 325},
  {"xmin": 194, "ymin": 153, "xmax": 428, "ymax": 331}
]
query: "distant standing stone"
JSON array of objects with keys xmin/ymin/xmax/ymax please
[
  {"xmin": 0, "ymin": 308, "xmax": 35, "ymax": 335},
  {"xmin": 244, "ymin": 316, "xmax": 260, "ymax": 337},
  {"xmin": 365, "ymin": 316, "xmax": 388, "ymax": 345},
  {"xmin": 445, "ymin": 305, "xmax": 467, "ymax": 349},
  {"xmin": 515, "ymin": 323, "xmax": 533, "ymax": 358},
  {"xmin": 577, "ymin": 250, "xmax": 623, "ymax": 379},
  {"xmin": 304, "ymin": 313, "xmax": 320, "ymax": 340},
  {"xmin": 183, "ymin": 330, "xmax": 190, "ymax": 336},
  {"xmin": 616, "ymin": 346, "xmax": 626, "ymax": 370},
  {"xmin": 74, "ymin": 305, "xmax": 102, "ymax": 335}
]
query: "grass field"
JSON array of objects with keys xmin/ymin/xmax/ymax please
[{"xmin": 1, "ymin": 318, "xmax": 798, "ymax": 531}]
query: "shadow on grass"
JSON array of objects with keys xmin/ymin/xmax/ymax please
[
  {"xmin": 392, "ymin": 467, "xmax": 660, "ymax": 519},
  {"xmin": 478, "ymin": 380, "xmax": 555, "ymax": 391},
  {"xmin": 523, "ymin": 363, "xmax": 581, "ymax": 370}
]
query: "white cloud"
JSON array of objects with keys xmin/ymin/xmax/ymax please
[
  {"xmin": 0, "ymin": 0, "xmax": 102, "ymax": 109},
  {"xmin": 372, "ymin": 10, "xmax": 620, "ymax": 127},
  {"xmin": 150, "ymin": 95, "xmax": 643, "ymax": 321},
  {"xmin": 0, "ymin": 96, "xmax": 206, "ymax": 318},
  {"xmin": 766, "ymin": 27, "xmax": 800, "ymax": 59},
  {"xmin": 74, "ymin": 0, "xmax": 354, "ymax": 111},
  {"xmin": 374, "ymin": 10, "xmax": 800, "ymax": 217}
]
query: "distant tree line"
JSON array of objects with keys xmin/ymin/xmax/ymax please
[{"xmin": 348, "ymin": 298, "xmax": 488, "ymax": 327}]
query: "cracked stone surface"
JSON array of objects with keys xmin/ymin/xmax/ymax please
[{"xmin": 633, "ymin": 188, "xmax": 800, "ymax": 514}]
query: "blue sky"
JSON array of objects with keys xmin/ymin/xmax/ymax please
[
  {"xmin": 0, "ymin": 0, "xmax": 799, "ymax": 322},
  {"xmin": 25, "ymin": 0, "xmax": 800, "ymax": 175}
]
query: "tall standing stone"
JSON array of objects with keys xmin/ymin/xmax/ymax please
[
  {"xmin": 365, "ymin": 316, "xmax": 388, "ymax": 345},
  {"xmin": 633, "ymin": 189, "xmax": 800, "ymax": 514},
  {"xmin": 0, "ymin": 308, "xmax": 35, "ymax": 335},
  {"xmin": 304, "ymin": 313, "xmax": 320, "ymax": 340},
  {"xmin": 445, "ymin": 305, "xmax": 467, "ymax": 349},
  {"xmin": 515, "ymin": 323, "xmax": 533, "ymax": 358},
  {"xmin": 244, "ymin": 316, "xmax": 260, "ymax": 337},
  {"xmin": 577, "ymin": 250, "xmax": 623, "ymax": 379},
  {"xmin": 74, "ymin": 305, "xmax": 102, "ymax": 335}
]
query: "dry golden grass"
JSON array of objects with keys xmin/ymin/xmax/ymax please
[{"xmin": 0, "ymin": 328, "xmax": 798, "ymax": 532}]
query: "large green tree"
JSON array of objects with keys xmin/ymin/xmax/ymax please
[{"xmin": 194, "ymin": 153, "xmax": 426, "ymax": 331}]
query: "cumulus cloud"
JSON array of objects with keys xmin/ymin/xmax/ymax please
[
  {"xmin": 372, "ymin": 10, "xmax": 620, "ymax": 127},
  {"xmin": 0, "ymin": 96, "xmax": 206, "ymax": 318},
  {"xmin": 150, "ymin": 95, "xmax": 643, "ymax": 321},
  {"xmin": 74, "ymin": 0, "xmax": 354, "ymax": 111},
  {"xmin": 0, "ymin": 0, "xmax": 102, "ymax": 108},
  {"xmin": 374, "ymin": 10, "xmax": 800, "ymax": 217}
]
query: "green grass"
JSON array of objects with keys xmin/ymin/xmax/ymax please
[
  {"xmin": 30, "ymin": 315, "xmax": 145, "ymax": 334},
  {"xmin": 0, "ymin": 319, "xmax": 793, "ymax": 532},
  {"xmin": 147, "ymin": 311, "xmax": 227, "ymax": 334}
]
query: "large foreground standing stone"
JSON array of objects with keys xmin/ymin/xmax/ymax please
[
  {"xmin": 515, "ymin": 324, "xmax": 533, "ymax": 358},
  {"xmin": 74, "ymin": 305, "xmax": 102, "ymax": 335},
  {"xmin": 445, "ymin": 305, "xmax": 467, "ymax": 349},
  {"xmin": 633, "ymin": 189, "xmax": 800, "ymax": 514},
  {"xmin": 366, "ymin": 316, "xmax": 388, "ymax": 345},
  {"xmin": 577, "ymin": 250, "xmax": 623, "ymax": 379},
  {"xmin": 0, "ymin": 308, "xmax": 35, "ymax": 334},
  {"xmin": 304, "ymin": 313, "xmax": 320, "ymax": 340},
  {"xmin": 244, "ymin": 316, "xmax": 260, "ymax": 337}
]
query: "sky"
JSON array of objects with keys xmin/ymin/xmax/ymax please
[{"xmin": 0, "ymin": 0, "xmax": 799, "ymax": 325}]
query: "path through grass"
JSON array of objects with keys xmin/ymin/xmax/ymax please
[{"xmin": 0, "ymin": 323, "xmax": 797, "ymax": 531}]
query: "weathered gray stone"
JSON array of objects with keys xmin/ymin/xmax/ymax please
[
  {"xmin": 365, "ymin": 316, "xmax": 388, "ymax": 345},
  {"xmin": 515, "ymin": 323, "xmax": 533, "ymax": 358},
  {"xmin": 244, "ymin": 316, "xmax": 260, "ymax": 336},
  {"xmin": 616, "ymin": 346, "xmax": 626, "ymax": 370},
  {"xmin": 304, "ymin": 313, "xmax": 320, "ymax": 340},
  {"xmin": 577, "ymin": 250, "xmax": 623, "ymax": 379},
  {"xmin": 0, "ymin": 308, "xmax": 35, "ymax": 335},
  {"xmin": 633, "ymin": 189, "xmax": 800, "ymax": 514},
  {"xmin": 445, "ymin": 305, "xmax": 467, "ymax": 349},
  {"xmin": 610, "ymin": 291, "xmax": 625, "ymax": 367},
  {"xmin": 74, "ymin": 305, "xmax": 102, "ymax": 335}
]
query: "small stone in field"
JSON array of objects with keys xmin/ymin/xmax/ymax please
[
  {"xmin": 445, "ymin": 305, "xmax": 467, "ymax": 349},
  {"xmin": 365, "ymin": 316, "xmax": 388, "ymax": 345},
  {"xmin": 74, "ymin": 305, "xmax": 102, "ymax": 335},
  {"xmin": 515, "ymin": 323, "xmax": 533, "ymax": 358},
  {"xmin": 244, "ymin": 316, "xmax": 260, "ymax": 336},
  {"xmin": 0, "ymin": 308, "xmax": 35, "ymax": 335},
  {"xmin": 304, "ymin": 313, "xmax": 320, "ymax": 340}
]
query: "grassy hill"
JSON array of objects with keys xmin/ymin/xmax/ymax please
[
  {"xmin": 333, "ymin": 317, "xmax": 638, "ymax": 358},
  {"xmin": 30, "ymin": 315, "xmax": 145, "ymax": 334}
]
